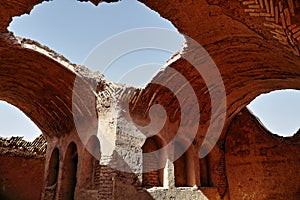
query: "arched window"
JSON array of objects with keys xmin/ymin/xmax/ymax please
[
  {"xmin": 81, "ymin": 135, "xmax": 101, "ymax": 189},
  {"xmin": 142, "ymin": 136, "xmax": 165, "ymax": 188},
  {"xmin": 174, "ymin": 142, "xmax": 188, "ymax": 187},
  {"xmin": 174, "ymin": 143, "xmax": 197, "ymax": 187},
  {"xmin": 199, "ymin": 155, "xmax": 212, "ymax": 187},
  {"xmin": 60, "ymin": 142, "xmax": 78, "ymax": 200},
  {"xmin": 46, "ymin": 148, "xmax": 60, "ymax": 187}
]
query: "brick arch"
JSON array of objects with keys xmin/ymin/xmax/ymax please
[
  {"xmin": 80, "ymin": 135, "xmax": 101, "ymax": 189},
  {"xmin": 173, "ymin": 142, "xmax": 198, "ymax": 187},
  {"xmin": 42, "ymin": 147, "xmax": 61, "ymax": 199},
  {"xmin": 199, "ymin": 146, "xmax": 212, "ymax": 187},
  {"xmin": 142, "ymin": 135, "xmax": 166, "ymax": 188},
  {"xmin": 173, "ymin": 142, "xmax": 188, "ymax": 187},
  {"xmin": 1, "ymin": 0, "xmax": 300, "ymax": 199},
  {"xmin": 0, "ymin": 0, "xmax": 102, "ymax": 140},
  {"xmin": 58, "ymin": 142, "xmax": 78, "ymax": 200},
  {"xmin": 2, "ymin": 0, "xmax": 300, "ymax": 159},
  {"xmin": 46, "ymin": 148, "xmax": 60, "ymax": 187},
  {"xmin": 0, "ymin": 44, "xmax": 98, "ymax": 140},
  {"xmin": 121, "ymin": 0, "xmax": 300, "ymax": 149},
  {"xmin": 1, "ymin": 0, "xmax": 300, "ymax": 145}
]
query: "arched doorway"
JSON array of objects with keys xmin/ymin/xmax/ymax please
[
  {"xmin": 46, "ymin": 148, "xmax": 60, "ymax": 187},
  {"xmin": 174, "ymin": 142, "xmax": 188, "ymax": 187},
  {"xmin": 174, "ymin": 142, "xmax": 198, "ymax": 187},
  {"xmin": 60, "ymin": 142, "xmax": 78, "ymax": 200},
  {"xmin": 142, "ymin": 136, "xmax": 165, "ymax": 188},
  {"xmin": 81, "ymin": 136, "xmax": 101, "ymax": 189},
  {"xmin": 199, "ymin": 155, "xmax": 211, "ymax": 187}
]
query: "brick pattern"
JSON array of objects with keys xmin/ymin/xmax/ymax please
[
  {"xmin": 226, "ymin": 108, "xmax": 300, "ymax": 199},
  {"xmin": 96, "ymin": 165, "xmax": 115, "ymax": 199},
  {"xmin": 96, "ymin": 81, "xmax": 114, "ymax": 112},
  {"xmin": 215, "ymin": 147, "xmax": 227, "ymax": 198},
  {"xmin": 241, "ymin": 0, "xmax": 300, "ymax": 55},
  {"xmin": 142, "ymin": 137, "xmax": 163, "ymax": 188},
  {"xmin": 93, "ymin": 164, "xmax": 101, "ymax": 189},
  {"xmin": 94, "ymin": 163, "xmax": 145, "ymax": 199},
  {"xmin": 143, "ymin": 150, "xmax": 161, "ymax": 187},
  {"xmin": 143, "ymin": 171, "xmax": 160, "ymax": 188}
]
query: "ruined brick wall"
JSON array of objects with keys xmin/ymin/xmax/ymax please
[
  {"xmin": 225, "ymin": 108, "xmax": 300, "ymax": 200},
  {"xmin": 76, "ymin": 164, "xmax": 114, "ymax": 200},
  {"xmin": 0, "ymin": 149, "xmax": 45, "ymax": 200},
  {"xmin": 43, "ymin": 130, "xmax": 153, "ymax": 200},
  {"xmin": 0, "ymin": 135, "xmax": 46, "ymax": 154},
  {"xmin": 97, "ymin": 165, "xmax": 114, "ymax": 199},
  {"xmin": 91, "ymin": 162, "xmax": 153, "ymax": 200},
  {"xmin": 1, "ymin": 0, "xmax": 300, "ymax": 199},
  {"xmin": 0, "ymin": 136, "xmax": 46, "ymax": 200}
]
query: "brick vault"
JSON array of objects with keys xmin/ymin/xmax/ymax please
[{"xmin": 0, "ymin": 0, "xmax": 299, "ymax": 199}]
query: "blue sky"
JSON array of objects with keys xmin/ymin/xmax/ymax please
[{"xmin": 1, "ymin": 0, "xmax": 299, "ymax": 140}]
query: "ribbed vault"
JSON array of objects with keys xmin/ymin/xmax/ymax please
[
  {"xmin": 1, "ymin": 0, "xmax": 300, "ymax": 199},
  {"xmin": 1, "ymin": 0, "xmax": 300, "ymax": 147},
  {"xmin": 122, "ymin": 0, "xmax": 300, "ymax": 150}
]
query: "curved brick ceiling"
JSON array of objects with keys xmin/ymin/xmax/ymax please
[
  {"xmin": 0, "ymin": 39, "xmax": 99, "ymax": 139},
  {"xmin": 0, "ymin": 0, "xmax": 106, "ymax": 139},
  {"xmin": 121, "ymin": 0, "xmax": 300, "ymax": 148},
  {"xmin": 1, "ymin": 0, "xmax": 300, "ymax": 145}
]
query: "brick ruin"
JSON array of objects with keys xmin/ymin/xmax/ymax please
[
  {"xmin": 0, "ymin": 0, "xmax": 299, "ymax": 199},
  {"xmin": 0, "ymin": 136, "xmax": 46, "ymax": 200}
]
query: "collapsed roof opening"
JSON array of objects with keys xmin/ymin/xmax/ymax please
[
  {"xmin": 8, "ymin": 0, "xmax": 183, "ymax": 144},
  {"xmin": 8, "ymin": 0, "xmax": 185, "ymax": 87},
  {"xmin": 247, "ymin": 89, "xmax": 300, "ymax": 137},
  {"xmin": 0, "ymin": 101, "xmax": 42, "ymax": 142}
]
